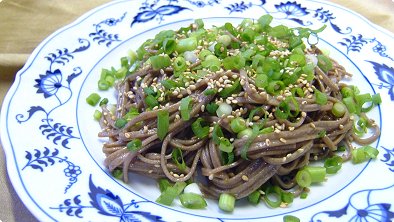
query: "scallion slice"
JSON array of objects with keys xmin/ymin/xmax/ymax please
[
  {"xmin": 218, "ymin": 193, "xmax": 235, "ymax": 212},
  {"xmin": 157, "ymin": 110, "xmax": 169, "ymax": 140}
]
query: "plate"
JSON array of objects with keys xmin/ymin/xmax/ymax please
[{"xmin": 1, "ymin": 0, "xmax": 394, "ymax": 221}]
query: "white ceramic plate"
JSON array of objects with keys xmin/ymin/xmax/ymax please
[{"xmin": 2, "ymin": 0, "xmax": 394, "ymax": 221}]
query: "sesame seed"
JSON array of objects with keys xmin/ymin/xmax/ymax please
[
  {"xmin": 301, "ymin": 112, "xmax": 307, "ymax": 117},
  {"xmin": 208, "ymin": 174, "xmax": 214, "ymax": 180},
  {"xmin": 274, "ymin": 128, "xmax": 281, "ymax": 134},
  {"xmin": 124, "ymin": 133, "xmax": 130, "ymax": 138},
  {"xmin": 241, "ymin": 175, "xmax": 249, "ymax": 181},
  {"xmin": 253, "ymin": 116, "xmax": 260, "ymax": 121},
  {"xmin": 339, "ymin": 124, "xmax": 344, "ymax": 129},
  {"xmin": 265, "ymin": 138, "xmax": 271, "ymax": 146},
  {"xmin": 310, "ymin": 123, "xmax": 316, "ymax": 128},
  {"xmin": 280, "ymin": 138, "xmax": 287, "ymax": 143},
  {"xmin": 148, "ymin": 170, "xmax": 153, "ymax": 174},
  {"xmin": 288, "ymin": 126, "xmax": 295, "ymax": 131}
]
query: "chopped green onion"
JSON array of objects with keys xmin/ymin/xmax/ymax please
[
  {"xmin": 172, "ymin": 147, "xmax": 186, "ymax": 171},
  {"xmin": 283, "ymin": 215, "xmax": 301, "ymax": 222},
  {"xmin": 86, "ymin": 93, "xmax": 101, "ymax": 106},
  {"xmin": 221, "ymin": 151, "xmax": 235, "ymax": 165},
  {"xmin": 355, "ymin": 93, "xmax": 373, "ymax": 112},
  {"xmin": 112, "ymin": 169, "xmax": 123, "ymax": 180},
  {"xmin": 191, "ymin": 118, "xmax": 210, "ymax": 139},
  {"xmin": 341, "ymin": 86, "xmax": 354, "ymax": 98},
  {"xmin": 275, "ymin": 101, "xmax": 290, "ymax": 120},
  {"xmin": 161, "ymin": 79, "xmax": 179, "ymax": 90},
  {"xmin": 173, "ymin": 56, "xmax": 187, "ymax": 72},
  {"xmin": 315, "ymin": 89, "xmax": 328, "ymax": 105},
  {"xmin": 281, "ymin": 191, "xmax": 294, "ymax": 204},
  {"xmin": 218, "ymin": 79, "xmax": 241, "ymax": 98},
  {"xmin": 222, "ymin": 55, "xmax": 245, "ymax": 70},
  {"xmin": 176, "ymin": 37, "xmax": 198, "ymax": 53},
  {"xmin": 352, "ymin": 145, "xmax": 379, "ymax": 164},
  {"xmin": 99, "ymin": 98, "xmax": 109, "ymax": 106},
  {"xmin": 218, "ymin": 193, "xmax": 235, "ymax": 212},
  {"xmin": 216, "ymin": 103, "xmax": 233, "ymax": 117},
  {"xmin": 114, "ymin": 117, "xmax": 127, "ymax": 128},
  {"xmin": 343, "ymin": 97, "xmax": 357, "ymax": 114},
  {"xmin": 163, "ymin": 38, "xmax": 176, "ymax": 54},
  {"xmin": 157, "ymin": 110, "xmax": 169, "ymax": 140},
  {"xmin": 206, "ymin": 102, "xmax": 219, "ymax": 114},
  {"xmin": 93, "ymin": 110, "xmax": 102, "ymax": 120},
  {"xmin": 145, "ymin": 94, "xmax": 159, "ymax": 109},
  {"xmin": 158, "ymin": 179, "xmax": 172, "ymax": 192},
  {"xmin": 257, "ymin": 14, "xmax": 273, "ymax": 30},
  {"xmin": 237, "ymin": 128, "xmax": 253, "ymax": 139},
  {"xmin": 318, "ymin": 130, "xmax": 326, "ymax": 138},
  {"xmin": 296, "ymin": 166, "xmax": 326, "ymax": 187},
  {"xmin": 240, "ymin": 125, "xmax": 259, "ymax": 159},
  {"xmin": 230, "ymin": 117, "xmax": 247, "ymax": 133},
  {"xmin": 179, "ymin": 193, "xmax": 207, "ymax": 209},
  {"xmin": 174, "ymin": 181, "xmax": 187, "ymax": 195},
  {"xmin": 263, "ymin": 186, "xmax": 282, "ymax": 208},
  {"xmin": 127, "ymin": 139, "xmax": 142, "ymax": 152},
  {"xmin": 180, "ymin": 97, "xmax": 193, "ymax": 121},
  {"xmin": 372, "ymin": 93, "xmax": 382, "ymax": 105},
  {"xmin": 255, "ymin": 74, "xmax": 268, "ymax": 88},
  {"xmin": 219, "ymin": 138, "xmax": 234, "ymax": 153},
  {"xmin": 217, "ymin": 34, "xmax": 232, "ymax": 47},
  {"xmin": 324, "ymin": 155, "xmax": 343, "ymax": 174},
  {"xmin": 332, "ymin": 102, "xmax": 346, "ymax": 117},
  {"xmin": 300, "ymin": 192, "xmax": 308, "ymax": 199},
  {"xmin": 150, "ymin": 54, "xmax": 171, "ymax": 70},
  {"xmin": 212, "ymin": 124, "xmax": 224, "ymax": 145},
  {"xmin": 248, "ymin": 190, "xmax": 261, "ymax": 205},
  {"xmin": 98, "ymin": 79, "xmax": 110, "ymax": 90},
  {"xmin": 204, "ymin": 88, "xmax": 217, "ymax": 96},
  {"xmin": 317, "ymin": 54, "xmax": 333, "ymax": 73},
  {"xmin": 295, "ymin": 169, "xmax": 312, "ymax": 188},
  {"xmin": 156, "ymin": 186, "xmax": 178, "ymax": 206},
  {"xmin": 266, "ymin": 80, "xmax": 285, "ymax": 95}
]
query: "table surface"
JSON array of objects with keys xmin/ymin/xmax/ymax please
[{"xmin": 0, "ymin": 0, "xmax": 393, "ymax": 221}]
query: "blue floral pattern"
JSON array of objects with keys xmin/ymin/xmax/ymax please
[
  {"xmin": 50, "ymin": 175, "xmax": 164, "ymax": 221},
  {"xmin": 224, "ymin": 1, "xmax": 351, "ymax": 32},
  {"xmin": 339, "ymin": 34, "xmax": 394, "ymax": 61},
  {"xmin": 367, "ymin": 61, "xmax": 394, "ymax": 101},
  {"xmin": 310, "ymin": 184, "xmax": 394, "ymax": 221},
  {"xmin": 2, "ymin": 0, "xmax": 393, "ymax": 221},
  {"xmin": 22, "ymin": 147, "xmax": 81, "ymax": 193},
  {"xmin": 90, "ymin": 12, "xmax": 127, "ymax": 47}
]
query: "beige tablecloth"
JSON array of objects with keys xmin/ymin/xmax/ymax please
[{"xmin": 0, "ymin": 0, "xmax": 393, "ymax": 221}]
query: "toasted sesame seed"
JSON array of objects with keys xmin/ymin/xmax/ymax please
[{"xmin": 288, "ymin": 126, "xmax": 295, "ymax": 131}]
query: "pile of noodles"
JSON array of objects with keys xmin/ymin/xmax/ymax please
[{"xmin": 98, "ymin": 26, "xmax": 380, "ymax": 200}]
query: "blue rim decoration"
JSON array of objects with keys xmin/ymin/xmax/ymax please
[{"xmin": 1, "ymin": 0, "xmax": 393, "ymax": 221}]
